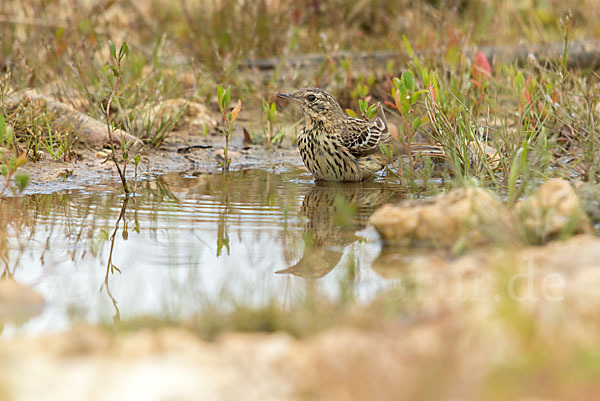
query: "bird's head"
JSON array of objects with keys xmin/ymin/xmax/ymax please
[{"xmin": 277, "ymin": 88, "xmax": 344, "ymax": 122}]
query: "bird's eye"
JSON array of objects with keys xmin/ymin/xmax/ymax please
[{"xmin": 306, "ymin": 94, "xmax": 316, "ymax": 102}]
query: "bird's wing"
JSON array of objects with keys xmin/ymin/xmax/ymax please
[{"xmin": 341, "ymin": 104, "xmax": 393, "ymax": 157}]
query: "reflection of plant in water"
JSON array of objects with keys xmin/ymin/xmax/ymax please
[
  {"xmin": 216, "ymin": 212, "xmax": 230, "ymax": 257},
  {"xmin": 100, "ymin": 196, "xmax": 133, "ymax": 322},
  {"xmin": 216, "ymin": 176, "xmax": 231, "ymax": 257}
]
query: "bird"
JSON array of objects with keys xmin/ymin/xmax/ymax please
[{"xmin": 277, "ymin": 87, "xmax": 399, "ymax": 182}]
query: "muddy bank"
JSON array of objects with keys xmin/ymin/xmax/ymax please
[
  {"xmin": 17, "ymin": 132, "xmax": 304, "ymax": 195},
  {"xmin": 2, "ymin": 89, "xmax": 304, "ymax": 195}
]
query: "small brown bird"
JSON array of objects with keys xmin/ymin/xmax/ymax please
[{"xmin": 277, "ymin": 88, "xmax": 398, "ymax": 181}]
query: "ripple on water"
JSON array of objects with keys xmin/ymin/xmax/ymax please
[{"xmin": 0, "ymin": 168, "xmax": 406, "ymax": 335}]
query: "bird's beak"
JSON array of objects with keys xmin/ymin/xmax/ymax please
[{"xmin": 276, "ymin": 93, "xmax": 299, "ymax": 103}]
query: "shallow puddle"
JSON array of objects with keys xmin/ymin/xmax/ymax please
[{"xmin": 0, "ymin": 168, "xmax": 408, "ymax": 335}]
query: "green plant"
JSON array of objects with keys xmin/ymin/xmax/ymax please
[
  {"xmin": 262, "ymin": 100, "xmax": 277, "ymax": 149},
  {"xmin": 103, "ymin": 40, "xmax": 139, "ymax": 195},
  {"xmin": 0, "ymin": 113, "xmax": 30, "ymax": 195},
  {"xmin": 217, "ymin": 84, "xmax": 242, "ymax": 170},
  {"xmin": 137, "ymin": 106, "xmax": 183, "ymax": 148}
]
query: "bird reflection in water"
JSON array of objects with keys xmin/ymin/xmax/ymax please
[{"xmin": 276, "ymin": 180, "xmax": 402, "ymax": 278}]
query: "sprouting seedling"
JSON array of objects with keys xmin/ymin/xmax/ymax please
[{"xmin": 217, "ymin": 84, "xmax": 242, "ymax": 170}]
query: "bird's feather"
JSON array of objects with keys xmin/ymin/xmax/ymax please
[{"xmin": 340, "ymin": 104, "xmax": 394, "ymax": 157}]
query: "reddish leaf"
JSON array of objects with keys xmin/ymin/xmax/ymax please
[
  {"xmin": 428, "ymin": 85, "xmax": 436, "ymax": 104},
  {"xmin": 524, "ymin": 78, "xmax": 532, "ymax": 104},
  {"xmin": 471, "ymin": 51, "xmax": 492, "ymax": 83},
  {"xmin": 388, "ymin": 124, "xmax": 399, "ymax": 141},
  {"xmin": 470, "ymin": 79, "xmax": 482, "ymax": 89},
  {"xmin": 474, "ymin": 51, "xmax": 492, "ymax": 76},
  {"xmin": 393, "ymin": 89, "xmax": 402, "ymax": 111},
  {"xmin": 230, "ymin": 99, "xmax": 242, "ymax": 122},
  {"xmin": 384, "ymin": 100, "xmax": 398, "ymax": 110}
]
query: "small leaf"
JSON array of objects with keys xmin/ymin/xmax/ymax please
[
  {"xmin": 230, "ymin": 99, "xmax": 242, "ymax": 122},
  {"xmin": 473, "ymin": 51, "xmax": 492, "ymax": 77},
  {"xmin": 471, "ymin": 50, "xmax": 492, "ymax": 82},
  {"xmin": 401, "ymin": 102, "xmax": 410, "ymax": 115},
  {"xmin": 471, "ymin": 79, "xmax": 482, "ymax": 90},
  {"xmin": 366, "ymin": 105, "xmax": 377, "ymax": 119},
  {"xmin": 384, "ymin": 100, "xmax": 398, "ymax": 110},
  {"xmin": 428, "ymin": 84, "xmax": 437, "ymax": 104},
  {"xmin": 393, "ymin": 77, "xmax": 403, "ymax": 91},
  {"xmin": 393, "ymin": 89, "xmax": 403, "ymax": 111},
  {"xmin": 224, "ymin": 88, "xmax": 231, "ymax": 108},
  {"xmin": 119, "ymin": 42, "xmax": 129, "ymax": 60},
  {"xmin": 401, "ymin": 70, "xmax": 415, "ymax": 93},
  {"xmin": 107, "ymin": 65, "xmax": 120, "ymax": 78},
  {"xmin": 346, "ymin": 109, "xmax": 358, "ymax": 118},
  {"xmin": 217, "ymin": 84, "xmax": 224, "ymax": 104},
  {"xmin": 410, "ymin": 90, "xmax": 428, "ymax": 105},
  {"xmin": 108, "ymin": 40, "xmax": 117, "ymax": 60},
  {"xmin": 15, "ymin": 153, "xmax": 27, "ymax": 168}
]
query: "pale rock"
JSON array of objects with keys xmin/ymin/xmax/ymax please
[
  {"xmin": 369, "ymin": 187, "xmax": 511, "ymax": 247},
  {"xmin": 515, "ymin": 178, "xmax": 591, "ymax": 242}
]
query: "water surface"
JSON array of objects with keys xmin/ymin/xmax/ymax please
[{"xmin": 0, "ymin": 168, "xmax": 407, "ymax": 334}]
